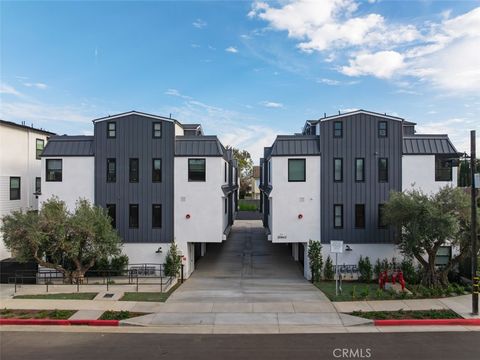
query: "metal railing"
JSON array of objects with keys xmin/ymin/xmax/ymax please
[{"xmin": 8, "ymin": 263, "xmax": 180, "ymax": 293}]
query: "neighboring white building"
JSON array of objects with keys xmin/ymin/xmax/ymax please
[
  {"xmin": 261, "ymin": 110, "xmax": 460, "ymax": 279},
  {"xmin": 0, "ymin": 120, "xmax": 54, "ymax": 260}
]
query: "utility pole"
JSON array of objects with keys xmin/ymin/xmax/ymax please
[{"xmin": 471, "ymin": 130, "xmax": 478, "ymax": 315}]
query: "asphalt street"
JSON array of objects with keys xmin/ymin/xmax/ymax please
[{"xmin": 1, "ymin": 331, "xmax": 479, "ymax": 360}]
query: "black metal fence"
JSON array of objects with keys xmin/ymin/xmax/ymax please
[{"xmin": 9, "ymin": 263, "xmax": 180, "ymax": 293}]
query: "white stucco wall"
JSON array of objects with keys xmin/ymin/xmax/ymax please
[
  {"xmin": 0, "ymin": 124, "xmax": 50, "ymax": 259},
  {"xmin": 402, "ymin": 155, "xmax": 458, "ymax": 194},
  {"xmin": 269, "ymin": 156, "xmax": 321, "ymax": 244},
  {"xmin": 40, "ymin": 156, "xmax": 95, "ymax": 211}
]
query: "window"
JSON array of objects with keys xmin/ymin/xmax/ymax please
[
  {"xmin": 435, "ymin": 156, "xmax": 452, "ymax": 181},
  {"xmin": 129, "ymin": 204, "xmax": 139, "ymax": 228},
  {"xmin": 107, "ymin": 158, "xmax": 116, "ymax": 183},
  {"xmin": 35, "ymin": 177, "xmax": 41, "ymax": 194},
  {"xmin": 106, "ymin": 204, "xmax": 116, "ymax": 228},
  {"xmin": 334, "ymin": 158, "xmax": 343, "ymax": 182},
  {"xmin": 355, "ymin": 158, "xmax": 365, "ymax": 182},
  {"xmin": 224, "ymin": 162, "xmax": 227, "ymax": 182},
  {"xmin": 153, "ymin": 122, "xmax": 162, "ymax": 138},
  {"xmin": 46, "ymin": 159, "xmax": 62, "ymax": 182},
  {"xmin": 288, "ymin": 159, "xmax": 306, "ymax": 182},
  {"xmin": 188, "ymin": 159, "xmax": 206, "ymax": 181},
  {"xmin": 334, "ymin": 204, "xmax": 343, "ymax": 228},
  {"xmin": 378, "ymin": 158, "xmax": 388, "ymax": 182},
  {"xmin": 378, "ymin": 121, "xmax": 388, "ymax": 137},
  {"xmin": 129, "ymin": 158, "xmax": 139, "ymax": 183},
  {"xmin": 224, "ymin": 198, "xmax": 228, "ymax": 214},
  {"xmin": 152, "ymin": 159, "xmax": 162, "ymax": 182},
  {"xmin": 107, "ymin": 122, "xmax": 116, "ymax": 138},
  {"xmin": 334, "ymin": 121, "xmax": 343, "ymax": 138},
  {"xmin": 435, "ymin": 246, "xmax": 451, "ymax": 268},
  {"xmin": 268, "ymin": 161, "xmax": 271, "ymax": 183},
  {"xmin": 152, "ymin": 204, "xmax": 162, "ymax": 228},
  {"xmin": 9, "ymin": 177, "xmax": 20, "ymax": 200},
  {"xmin": 378, "ymin": 204, "xmax": 387, "ymax": 228},
  {"xmin": 355, "ymin": 204, "xmax": 365, "ymax": 229},
  {"xmin": 36, "ymin": 139, "xmax": 44, "ymax": 160}
]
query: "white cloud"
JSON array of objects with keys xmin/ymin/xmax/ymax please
[
  {"xmin": 318, "ymin": 78, "xmax": 340, "ymax": 86},
  {"xmin": 0, "ymin": 83, "xmax": 22, "ymax": 97},
  {"xmin": 23, "ymin": 82, "xmax": 48, "ymax": 89},
  {"xmin": 192, "ymin": 19, "xmax": 207, "ymax": 29},
  {"xmin": 341, "ymin": 50, "xmax": 405, "ymax": 79},
  {"xmin": 249, "ymin": 1, "xmax": 480, "ymax": 93},
  {"xmin": 261, "ymin": 101, "xmax": 284, "ymax": 108},
  {"xmin": 225, "ymin": 46, "xmax": 239, "ymax": 53}
]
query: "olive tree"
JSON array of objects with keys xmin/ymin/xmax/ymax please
[
  {"xmin": 383, "ymin": 186, "xmax": 475, "ymax": 287},
  {"xmin": 1, "ymin": 197, "xmax": 121, "ymax": 282}
]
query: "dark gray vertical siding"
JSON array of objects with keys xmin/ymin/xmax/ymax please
[
  {"xmin": 320, "ymin": 114, "xmax": 402, "ymax": 244},
  {"xmin": 94, "ymin": 114, "xmax": 174, "ymax": 243}
]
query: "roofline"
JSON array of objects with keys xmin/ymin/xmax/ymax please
[
  {"xmin": 0, "ymin": 119, "xmax": 56, "ymax": 135},
  {"xmin": 92, "ymin": 111, "xmax": 182, "ymax": 125},
  {"xmin": 317, "ymin": 109, "xmax": 404, "ymax": 122}
]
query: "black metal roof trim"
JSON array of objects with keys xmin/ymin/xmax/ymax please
[
  {"xmin": 259, "ymin": 185, "xmax": 272, "ymax": 196},
  {"xmin": 0, "ymin": 119, "xmax": 56, "ymax": 135},
  {"xmin": 92, "ymin": 110, "xmax": 182, "ymax": 125},
  {"xmin": 270, "ymin": 135, "xmax": 320, "ymax": 157},
  {"xmin": 403, "ymin": 135, "xmax": 459, "ymax": 155},
  {"xmin": 175, "ymin": 135, "xmax": 225, "ymax": 157},
  {"xmin": 222, "ymin": 184, "xmax": 239, "ymax": 196},
  {"xmin": 41, "ymin": 135, "xmax": 94, "ymax": 157}
]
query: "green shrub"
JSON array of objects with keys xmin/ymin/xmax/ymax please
[
  {"xmin": 324, "ymin": 255, "xmax": 334, "ymax": 281},
  {"xmin": 358, "ymin": 256, "xmax": 373, "ymax": 282},
  {"xmin": 373, "ymin": 259, "xmax": 382, "ymax": 279},
  {"xmin": 110, "ymin": 255, "xmax": 129, "ymax": 276},
  {"xmin": 400, "ymin": 257, "xmax": 419, "ymax": 284},
  {"xmin": 308, "ymin": 240, "xmax": 323, "ymax": 283},
  {"xmin": 359, "ymin": 286, "xmax": 370, "ymax": 299},
  {"xmin": 351, "ymin": 285, "xmax": 358, "ymax": 300},
  {"xmin": 164, "ymin": 242, "xmax": 181, "ymax": 277}
]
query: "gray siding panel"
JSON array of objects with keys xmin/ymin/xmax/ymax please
[
  {"xmin": 94, "ymin": 114, "xmax": 174, "ymax": 244},
  {"xmin": 320, "ymin": 113, "xmax": 402, "ymax": 244}
]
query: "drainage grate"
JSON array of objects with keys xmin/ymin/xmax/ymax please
[{"xmin": 103, "ymin": 293, "xmax": 114, "ymax": 298}]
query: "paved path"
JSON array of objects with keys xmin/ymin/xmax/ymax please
[{"xmin": 168, "ymin": 220, "xmax": 326, "ymax": 303}]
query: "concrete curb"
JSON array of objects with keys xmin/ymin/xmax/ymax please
[
  {"xmin": 0, "ymin": 319, "xmax": 119, "ymax": 326},
  {"xmin": 374, "ymin": 318, "xmax": 480, "ymax": 326}
]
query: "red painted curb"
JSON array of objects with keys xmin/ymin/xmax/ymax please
[
  {"xmin": 0, "ymin": 319, "xmax": 119, "ymax": 326},
  {"xmin": 374, "ymin": 318, "xmax": 480, "ymax": 326}
]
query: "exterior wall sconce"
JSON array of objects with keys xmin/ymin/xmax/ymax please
[
  {"xmin": 155, "ymin": 247, "xmax": 162, "ymax": 254},
  {"xmin": 186, "ymin": 214, "xmax": 191, "ymax": 219},
  {"xmin": 298, "ymin": 214, "xmax": 303, "ymax": 219},
  {"xmin": 345, "ymin": 245, "xmax": 352, "ymax": 251}
]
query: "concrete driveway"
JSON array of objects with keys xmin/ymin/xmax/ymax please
[{"xmin": 168, "ymin": 220, "xmax": 329, "ymax": 303}]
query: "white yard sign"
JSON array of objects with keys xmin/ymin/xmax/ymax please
[{"xmin": 330, "ymin": 240, "xmax": 343, "ymax": 253}]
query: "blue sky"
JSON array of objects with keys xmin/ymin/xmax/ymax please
[{"xmin": 1, "ymin": 0, "xmax": 479, "ymax": 161}]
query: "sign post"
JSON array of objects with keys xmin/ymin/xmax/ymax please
[{"xmin": 331, "ymin": 240, "xmax": 343, "ymax": 296}]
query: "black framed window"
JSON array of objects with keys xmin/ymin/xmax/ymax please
[
  {"xmin": 129, "ymin": 204, "xmax": 139, "ymax": 228},
  {"xmin": 106, "ymin": 204, "xmax": 116, "ymax": 228},
  {"xmin": 334, "ymin": 204, "xmax": 343, "ymax": 228},
  {"xmin": 355, "ymin": 158, "xmax": 365, "ymax": 182},
  {"xmin": 288, "ymin": 159, "xmax": 306, "ymax": 182},
  {"xmin": 334, "ymin": 121, "xmax": 343, "ymax": 138},
  {"xmin": 224, "ymin": 162, "xmax": 227, "ymax": 182},
  {"xmin": 107, "ymin": 122, "xmax": 116, "ymax": 138},
  {"xmin": 378, "ymin": 121, "xmax": 388, "ymax": 137},
  {"xmin": 153, "ymin": 122, "xmax": 162, "ymax": 138},
  {"xmin": 224, "ymin": 198, "xmax": 228, "ymax": 214},
  {"xmin": 378, "ymin": 204, "xmax": 387, "ymax": 228},
  {"xmin": 107, "ymin": 158, "xmax": 116, "ymax": 183},
  {"xmin": 188, "ymin": 158, "xmax": 206, "ymax": 181},
  {"xmin": 378, "ymin": 158, "xmax": 388, "ymax": 182},
  {"xmin": 435, "ymin": 156, "xmax": 452, "ymax": 181},
  {"xmin": 35, "ymin": 177, "xmax": 41, "ymax": 194},
  {"xmin": 36, "ymin": 139, "xmax": 44, "ymax": 160},
  {"xmin": 152, "ymin": 159, "xmax": 162, "ymax": 182},
  {"xmin": 46, "ymin": 159, "xmax": 62, "ymax": 182},
  {"xmin": 152, "ymin": 204, "xmax": 162, "ymax": 228},
  {"xmin": 334, "ymin": 158, "xmax": 343, "ymax": 182},
  {"xmin": 355, "ymin": 204, "xmax": 365, "ymax": 229},
  {"xmin": 9, "ymin": 177, "xmax": 20, "ymax": 200},
  {"xmin": 129, "ymin": 158, "xmax": 139, "ymax": 183}
]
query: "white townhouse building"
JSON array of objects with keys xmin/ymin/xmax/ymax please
[
  {"xmin": 260, "ymin": 110, "xmax": 460, "ymax": 279},
  {"xmin": 0, "ymin": 120, "xmax": 55, "ymax": 260},
  {"xmin": 39, "ymin": 111, "xmax": 238, "ymax": 278}
]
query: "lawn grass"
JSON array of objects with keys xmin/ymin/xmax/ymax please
[
  {"xmin": 120, "ymin": 282, "xmax": 181, "ymax": 302},
  {"xmin": 0, "ymin": 309, "xmax": 76, "ymax": 319},
  {"xmin": 99, "ymin": 310, "xmax": 148, "ymax": 320},
  {"xmin": 351, "ymin": 309, "xmax": 460, "ymax": 320},
  {"xmin": 315, "ymin": 281, "xmax": 386, "ymax": 301},
  {"xmin": 14, "ymin": 292, "xmax": 98, "ymax": 300}
]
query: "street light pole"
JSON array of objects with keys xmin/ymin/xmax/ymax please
[{"xmin": 471, "ymin": 130, "xmax": 478, "ymax": 315}]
